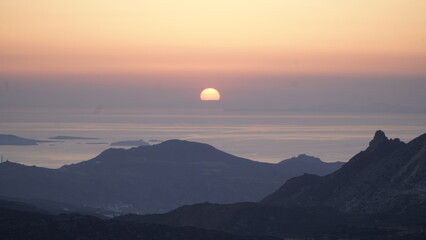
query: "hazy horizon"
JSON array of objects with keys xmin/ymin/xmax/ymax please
[
  {"xmin": 1, "ymin": 0, "xmax": 425, "ymax": 170},
  {"xmin": 1, "ymin": 75, "xmax": 425, "ymax": 114},
  {"xmin": 2, "ymin": 1, "xmax": 425, "ymax": 114},
  {"xmin": 1, "ymin": 109, "xmax": 425, "ymax": 168}
]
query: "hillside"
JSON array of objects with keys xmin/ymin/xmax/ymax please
[
  {"xmin": 262, "ymin": 130, "xmax": 426, "ymax": 213},
  {"xmin": 116, "ymin": 131, "xmax": 426, "ymax": 239},
  {"xmin": 0, "ymin": 207, "xmax": 279, "ymax": 240},
  {"xmin": 0, "ymin": 139, "xmax": 342, "ymax": 214}
]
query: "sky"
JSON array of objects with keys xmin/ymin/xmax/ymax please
[{"xmin": 1, "ymin": 0, "xmax": 426, "ymax": 112}]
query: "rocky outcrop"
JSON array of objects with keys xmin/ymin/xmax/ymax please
[{"xmin": 262, "ymin": 130, "xmax": 426, "ymax": 213}]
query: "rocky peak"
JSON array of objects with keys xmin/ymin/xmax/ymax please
[
  {"xmin": 262, "ymin": 131, "xmax": 426, "ymax": 214},
  {"xmin": 367, "ymin": 130, "xmax": 403, "ymax": 153},
  {"xmin": 368, "ymin": 130, "xmax": 388, "ymax": 148}
]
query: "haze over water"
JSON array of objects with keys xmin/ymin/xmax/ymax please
[
  {"xmin": 1, "ymin": 108, "xmax": 424, "ymax": 168},
  {"xmin": 1, "ymin": 0, "xmax": 425, "ymax": 168}
]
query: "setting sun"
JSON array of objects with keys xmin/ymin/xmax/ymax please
[{"xmin": 200, "ymin": 88, "xmax": 221, "ymax": 101}]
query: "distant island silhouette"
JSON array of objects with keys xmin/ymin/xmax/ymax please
[
  {"xmin": 0, "ymin": 134, "xmax": 54, "ymax": 146},
  {"xmin": 49, "ymin": 136, "xmax": 99, "ymax": 140},
  {"xmin": 110, "ymin": 139, "xmax": 150, "ymax": 146}
]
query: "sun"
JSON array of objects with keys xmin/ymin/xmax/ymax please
[{"xmin": 200, "ymin": 88, "xmax": 221, "ymax": 101}]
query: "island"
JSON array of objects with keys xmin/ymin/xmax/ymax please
[
  {"xmin": 110, "ymin": 139, "xmax": 149, "ymax": 147},
  {"xmin": 0, "ymin": 134, "xmax": 52, "ymax": 146},
  {"xmin": 49, "ymin": 136, "xmax": 99, "ymax": 140}
]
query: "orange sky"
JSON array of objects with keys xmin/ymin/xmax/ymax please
[{"xmin": 1, "ymin": 0, "xmax": 426, "ymax": 76}]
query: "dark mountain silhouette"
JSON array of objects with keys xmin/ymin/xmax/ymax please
[
  {"xmin": 0, "ymin": 134, "xmax": 53, "ymax": 145},
  {"xmin": 110, "ymin": 139, "xmax": 149, "ymax": 146},
  {"xmin": 278, "ymin": 154, "xmax": 343, "ymax": 175},
  {"xmin": 0, "ymin": 207, "xmax": 279, "ymax": 240},
  {"xmin": 116, "ymin": 131, "xmax": 426, "ymax": 239},
  {"xmin": 118, "ymin": 202, "xmax": 426, "ymax": 239},
  {"xmin": 262, "ymin": 130, "xmax": 426, "ymax": 213},
  {"xmin": 0, "ymin": 198, "xmax": 47, "ymax": 214},
  {"xmin": 0, "ymin": 139, "xmax": 342, "ymax": 214},
  {"xmin": 0, "ymin": 195, "xmax": 110, "ymax": 217},
  {"xmin": 117, "ymin": 203, "xmax": 352, "ymax": 237}
]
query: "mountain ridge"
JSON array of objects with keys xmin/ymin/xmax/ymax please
[
  {"xmin": 0, "ymin": 207, "xmax": 279, "ymax": 240},
  {"xmin": 117, "ymin": 131, "xmax": 426, "ymax": 239},
  {"xmin": 0, "ymin": 139, "xmax": 343, "ymax": 214},
  {"xmin": 262, "ymin": 130, "xmax": 426, "ymax": 213}
]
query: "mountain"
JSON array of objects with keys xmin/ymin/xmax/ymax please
[
  {"xmin": 116, "ymin": 131, "xmax": 426, "ymax": 239},
  {"xmin": 0, "ymin": 195, "xmax": 110, "ymax": 217},
  {"xmin": 262, "ymin": 130, "xmax": 426, "ymax": 213},
  {"xmin": 0, "ymin": 140, "xmax": 342, "ymax": 214},
  {"xmin": 117, "ymin": 201, "xmax": 426, "ymax": 239},
  {"xmin": 0, "ymin": 198, "xmax": 47, "ymax": 214},
  {"xmin": 117, "ymin": 203, "xmax": 352, "ymax": 238},
  {"xmin": 278, "ymin": 154, "xmax": 343, "ymax": 176},
  {"xmin": 0, "ymin": 207, "xmax": 279, "ymax": 240},
  {"xmin": 0, "ymin": 134, "xmax": 52, "ymax": 146},
  {"xmin": 110, "ymin": 139, "xmax": 149, "ymax": 146}
]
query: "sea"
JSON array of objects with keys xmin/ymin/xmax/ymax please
[{"xmin": 1, "ymin": 108, "xmax": 425, "ymax": 168}]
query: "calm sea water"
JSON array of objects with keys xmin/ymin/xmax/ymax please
[{"xmin": 1, "ymin": 108, "xmax": 425, "ymax": 168}]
